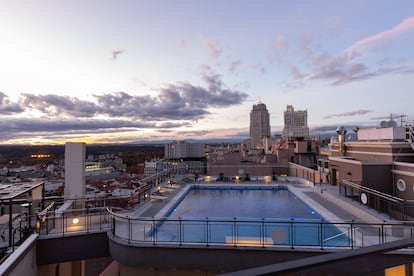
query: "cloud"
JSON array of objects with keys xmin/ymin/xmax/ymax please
[
  {"xmin": 251, "ymin": 63, "xmax": 267, "ymax": 75},
  {"xmin": 130, "ymin": 76, "xmax": 147, "ymax": 87},
  {"xmin": 347, "ymin": 16, "xmax": 414, "ymax": 56},
  {"xmin": 285, "ymin": 16, "xmax": 414, "ymax": 88},
  {"xmin": 201, "ymin": 37, "xmax": 223, "ymax": 58},
  {"xmin": 271, "ymin": 36, "xmax": 289, "ymax": 54},
  {"xmin": 17, "ymin": 69, "xmax": 247, "ymax": 121},
  {"xmin": 310, "ymin": 123, "xmax": 378, "ymax": 133},
  {"xmin": 0, "ymin": 92, "xmax": 24, "ymax": 114},
  {"xmin": 229, "ymin": 59, "xmax": 242, "ymax": 73},
  {"xmin": 323, "ymin": 109, "xmax": 373, "ymax": 119},
  {"xmin": 112, "ymin": 49, "xmax": 125, "ymax": 60},
  {"xmin": 0, "ymin": 117, "xmax": 153, "ymax": 140},
  {"xmin": 267, "ymin": 36, "xmax": 290, "ymax": 64},
  {"xmin": 176, "ymin": 130, "xmax": 210, "ymax": 137},
  {"xmin": 157, "ymin": 122, "xmax": 191, "ymax": 128},
  {"xmin": 21, "ymin": 94, "xmax": 98, "ymax": 117},
  {"xmin": 179, "ymin": 39, "xmax": 187, "ymax": 48},
  {"xmin": 0, "ymin": 69, "xmax": 248, "ymax": 141}
]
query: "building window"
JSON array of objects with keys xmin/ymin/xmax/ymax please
[{"xmin": 396, "ymin": 179, "xmax": 406, "ymax": 192}]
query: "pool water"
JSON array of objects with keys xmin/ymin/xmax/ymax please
[
  {"xmin": 169, "ymin": 186, "xmax": 321, "ymax": 219},
  {"xmin": 152, "ymin": 186, "xmax": 350, "ymax": 247}
]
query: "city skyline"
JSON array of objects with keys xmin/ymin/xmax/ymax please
[{"xmin": 1, "ymin": 1, "xmax": 414, "ymax": 144}]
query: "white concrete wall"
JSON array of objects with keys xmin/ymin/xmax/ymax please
[{"xmin": 358, "ymin": 127, "xmax": 405, "ymax": 141}]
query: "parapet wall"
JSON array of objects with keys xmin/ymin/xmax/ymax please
[{"xmin": 0, "ymin": 234, "xmax": 38, "ymax": 276}]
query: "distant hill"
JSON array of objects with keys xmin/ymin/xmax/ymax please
[{"xmin": 135, "ymin": 138, "xmax": 245, "ymax": 145}]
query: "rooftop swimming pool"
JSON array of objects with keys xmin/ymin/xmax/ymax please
[
  {"xmin": 151, "ymin": 185, "xmax": 351, "ymax": 247},
  {"xmin": 168, "ymin": 185, "xmax": 320, "ymax": 219}
]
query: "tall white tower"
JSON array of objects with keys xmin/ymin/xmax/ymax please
[
  {"xmin": 283, "ymin": 105, "xmax": 309, "ymax": 140},
  {"xmin": 249, "ymin": 103, "xmax": 271, "ymax": 149},
  {"xmin": 64, "ymin": 142, "xmax": 86, "ymax": 199}
]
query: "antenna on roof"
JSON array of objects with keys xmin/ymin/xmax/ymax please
[
  {"xmin": 377, "ymin": 113, "xmax": 407, "ymax": 128},
  {"xmin": 397, "ymin": 114, "xmax": 408, "ymax": 127}
]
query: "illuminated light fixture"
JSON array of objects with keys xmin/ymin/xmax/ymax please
[{"xmin": 72, "ymin": 218, "xmax": 80, "ymax": 224}]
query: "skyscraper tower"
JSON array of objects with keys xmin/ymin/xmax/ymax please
[
  {"xmin": 249, "ymin": 102, "xmax": 271, "ymax": 149},
  {"xmin": 283, "ymin": 105, "xmax": 309, "ymax": 140}
]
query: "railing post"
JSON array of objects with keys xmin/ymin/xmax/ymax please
[
  {"xmin": 128, "ymin": 217, "xmax": 132, "ymax": 243},
  {"xmin": 62, "ymin": 212, "xmax": 65, "ymax": 236},
  {"xmin": 206, "ymin": 217, "xmax": 209, "ymax": 246},
  {"xmin": 320, "ymin": 220, "xmax": 323, "ymax": 250},
  {"xmin": 112, "ymin": 212, "xmax": 115, "ymax": 236},
  {"xmin": 261, "ymin": 218, "xmax": 265, "ymax": 248},
  {"xmin": 152, "ymin": 217, "xmax": 156, "ymax": 245},
  {"xmin": 378, "ymin": 226, "xmax": 381, "ymax": 244},
  {"xmin": 45, "ymin": 214, "xmax": 49, "ymax": 236},
  {"xmin": 350, "ymin": 221, "xmax": 354, "ymax": 249},
  {"xmin": 290, "ymin": 219, "xmax": 294, "ymax": 249},
  {"xmin": 233, "ymin": 217, "xmax": 237, "ymax": 247},
  {"xmin": 86, "ymin": 208, "xmax": 89, "ymax": 233},
  {"xmin": 179, "ymin": 217, "xmax": 182, "ymax": 246}
]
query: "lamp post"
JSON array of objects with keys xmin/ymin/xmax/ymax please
[{"xmin": 319, "ymin": 165, "xmax": 322, "ymax": 185}]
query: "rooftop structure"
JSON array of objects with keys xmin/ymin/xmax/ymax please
[{"xmin": 328, "ymin": 124, "xmax": 414, "ymax": 219}]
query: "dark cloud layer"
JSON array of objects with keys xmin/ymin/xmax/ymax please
[
  {"xmin": 0, "ymin": 72, "xmax": 248, "ymax": 141},
  {"xmin": 323, "ymin": 109, "xmax": 373, "ymax": 119},
  {"xmin": 0, "ymin": 92, "xmax": 24, "ymax": 114}
]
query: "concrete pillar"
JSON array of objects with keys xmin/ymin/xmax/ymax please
[{"xmin": 64, "ymin": 142, "xmax": 86, "ymax": 200}]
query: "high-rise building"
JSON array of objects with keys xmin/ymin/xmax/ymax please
[
  {"xmin": 164, "ymin": 140, "xmax": 204, "ymax": 159},
  {"xmin": 283, "ymin": 105, "xmax": 309, "ymax": 140},
  {"xmin": 249, "ymin": 103, "xmax": 271, "ymax": 149},
  {"xmin": 164, "ymin": 140, "xmax": 205, "ymax": 174}
]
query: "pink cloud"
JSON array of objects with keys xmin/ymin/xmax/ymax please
[
  {"xmin": 350, "ymin": 16, "xmax": 414, "ymax": 50},
  {"xmin": 201, "ymin": 38, "xmax": 223, "ymax": 58}
]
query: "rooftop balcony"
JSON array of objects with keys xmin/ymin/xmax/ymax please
[{"xmin": 2, "ymin": 170, "xmax": 414, "ymax": 275}]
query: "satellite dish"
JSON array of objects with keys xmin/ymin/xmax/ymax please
[
  {"xmin": 380, "ymin": 121, "xmax": 388, "ymax": 128},
  {"xmin": 388, "ymin": 120, "xmax": 397, "ymax": 128}
]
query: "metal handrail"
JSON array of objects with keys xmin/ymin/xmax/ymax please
[
  {"xmin": 407, "ymin": 125, "xmax": 414, "ymax": 150},
  {"xmin": 34, "ymin": 206, "xmax": 414, "ymax": 252},
  {"xmin": 341, "ymin": 180, "xmax": 404, "ymax": 203},
  {"xmin": 107, "ymin": 213, "xmax": 413, "ymax": 250}
]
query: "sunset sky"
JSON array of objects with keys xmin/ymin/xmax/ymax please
[{"xmin": 1, "ymin": 0, "xmax": 414, "ymax": 144}]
